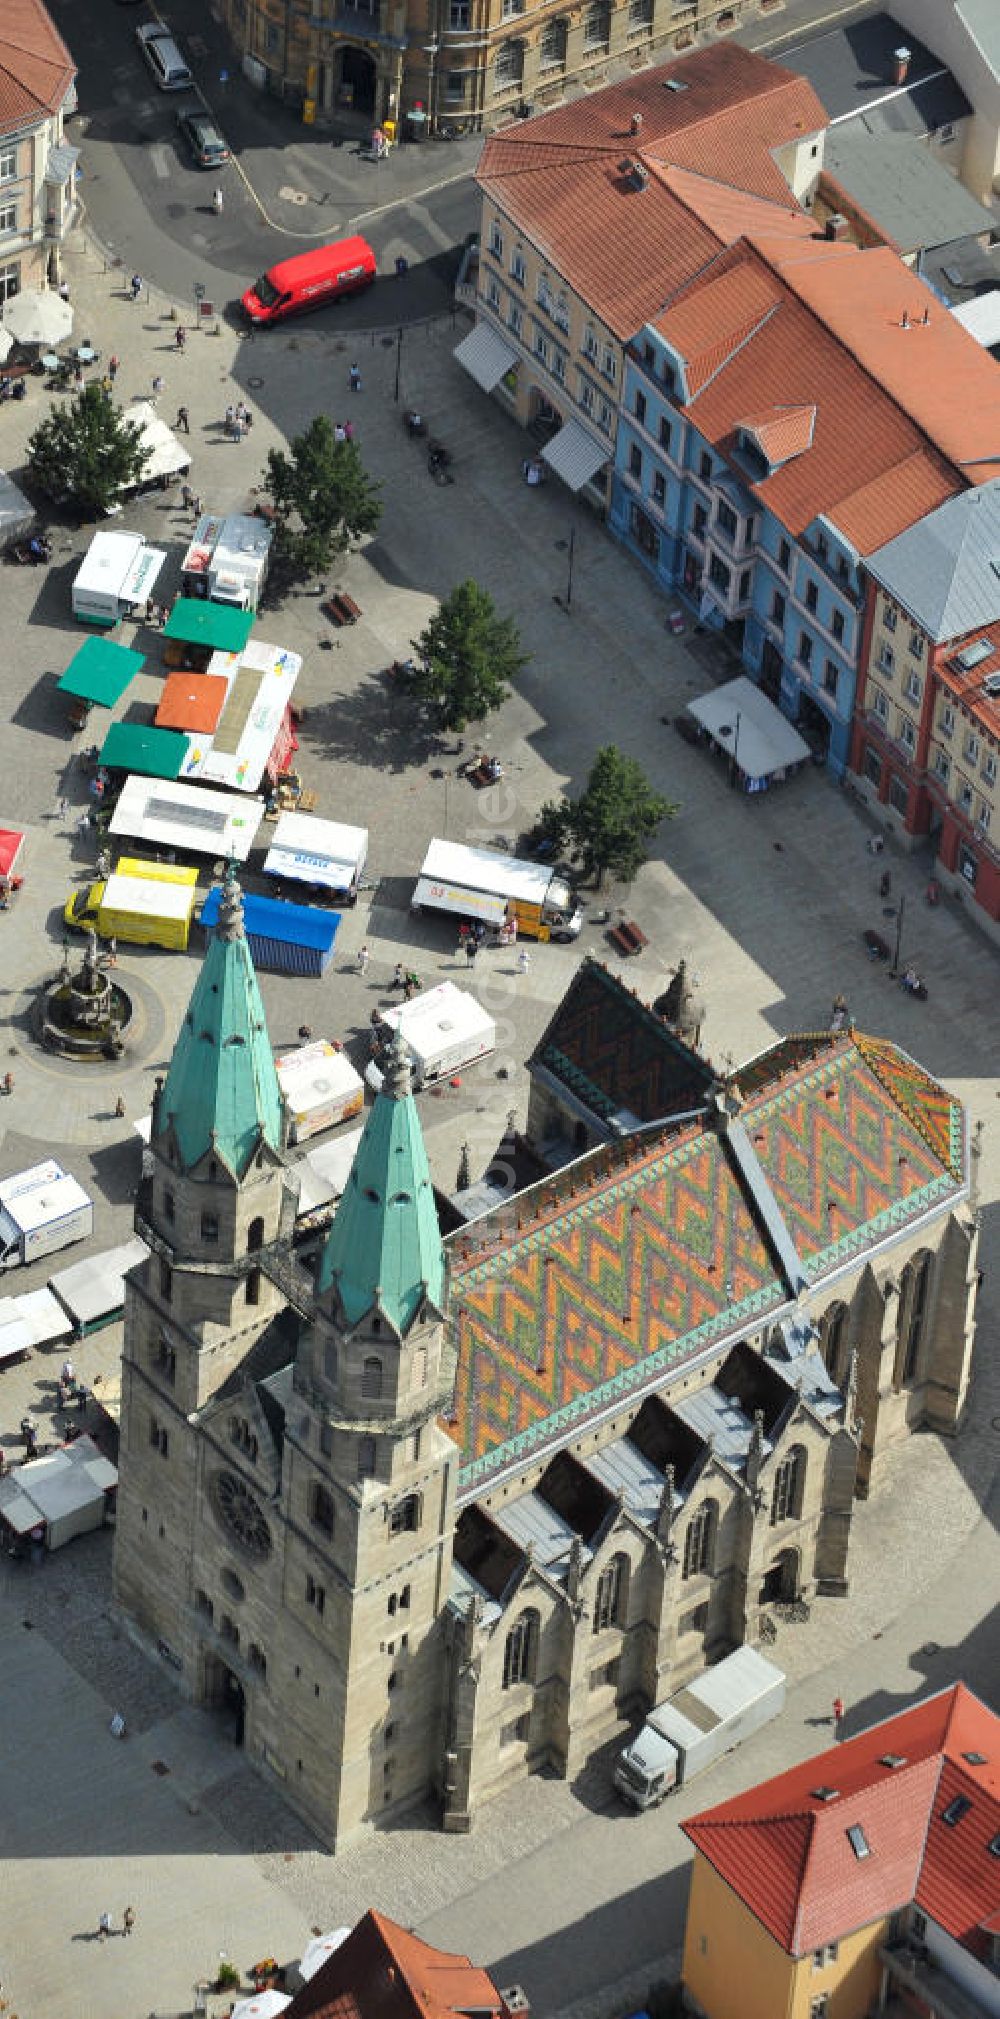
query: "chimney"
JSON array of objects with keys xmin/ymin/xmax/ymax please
[
  {"xmin": 824, "ymin": 212, "xmax": 849, "ymax": 242},
  {"xmin": 893, "ymin": 44, "xmax": 911, "ymax": 85},
  {"xmin": 630, "ymin": 110, "xmax": 643, "ymax": 136},
  {"xmin": 901, "ymin": 309, "xmax": 910, "ymax": 330},
  {"xmin": 500, "ymin": 1991, "xmax": 530, "ymax": 2019},
  {"xmin": 922, "ymin": 306, "xmax": 930, "ymax": 325}
]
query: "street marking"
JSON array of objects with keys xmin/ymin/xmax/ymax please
[
  {"xmin": 149, "ymin": 144, "xmax": 172, "ymax": 181},
  {"xmin": 278, "ymin": 187, "xmax": 311, "ymax": 207},
  {"xmin": 351, "ymin": 165, "xmax": 474, "ymax": 229}
]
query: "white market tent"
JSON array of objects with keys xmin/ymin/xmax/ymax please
[
  {"xmin": 178, "ymin": 639, "xmax": 300, "ymax": 793},
  {"xmin": 0, "ymin": 469, "xmax": 34, "ymax": 545},
  {"xmin": 0, "ymin": 1315, "xmax": 32, "ymax": 1366},
  {"xmin": 0, "ymin": 1285, "xmax": 74, "ymax": 1363},
  {"xmin": 49, "ymin": 1236, "xmax": 148, "ymax": 1333},
  {"xmin": 231, "ymin": 1994, "xmax": 291, "ymax": 2019},
  {"xmin": 686, "ymin": 675, "xmax": 810, "ymax": 785},
  {"xmin": 109, "ymin": 775, "xmax": 264, "ymax": 862},
  {"xmin": 0, "ymin": 1434, "xmax": 117, "ymax": 1550},
  {"xmin": 126, "ymin": 399, "xmax": 192, "ymax": 487},
  {"xmin": 264, "ymin": 811, "xmax": 368, "ymax": 894},
  {"xmin": 292, "ymin": 1131, "xmax": 364, "ymax": 1221},
  {"xmin": 297, "ymin": 1928, "xmax": 352, "ymax": 1984}
]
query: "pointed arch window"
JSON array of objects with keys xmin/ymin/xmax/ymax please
[
  {"xmin": 245, "ymin": 1268, "xmax": 261, "ymax": 1307},
  {"xmin": 362, "ymin": 1355, "xmax": 383, "ymax": 1401},
  {"xmin": 821, "ymin": 1302, "xmax": 848, "ymax": 1379},
  {"xmin": 593, "ymin": 1553, "xmax": 628, "ymax": 1633},
  {"xmin": 682, "ymin": 1500, "xmax": 717, "ymax": 1580},
  {"xmin": 247, "ymin": 1216, "xmax": 264, "ymax": 1254},
  {"xmin": 897, "ymin": 1254, "xmax": 931, "ymax": 1384},
  {"xmin": 770, "ymin": 1445, "xmax": 805, "ymax": 1525},
  {"xmin": 358, "ymin": 1435, "xmax": 377, "ymax": 1480},
  {"xmin": 503, "ymin": 1608, "xmax": 539, "ymax": 1689},
  {"xmin": 389, "ymin": 1493, "xmax": 421, "ymax": 1536},
  {"xmin": 309, "ymin": 1482, "xmax": 335, "ymax": 1537}
]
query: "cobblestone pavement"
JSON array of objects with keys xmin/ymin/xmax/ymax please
[{"xmin": 0, "ymin": 227, "xmax": 997, "ymax": 2019}]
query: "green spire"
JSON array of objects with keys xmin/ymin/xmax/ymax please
[
  {"xmin": 156, "ymin": 864, "xmax": 285, "ymax": 1176},
  {"xmin": 316, "ymin": 1034, "xmax": 446, "ymax": 1336}
]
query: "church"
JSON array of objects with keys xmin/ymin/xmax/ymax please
[{"xmin": 112, "ymin": 870, "xmax": 979, "ymax": 1849}]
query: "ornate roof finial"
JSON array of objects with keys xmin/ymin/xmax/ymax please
[
  {"xmin": 218, "ymin": 857, "xmax": 244, "ymax": 943},
  {"xmin": 385, "ymin": 1028, "xmax": 413, "ymax": 1102}
]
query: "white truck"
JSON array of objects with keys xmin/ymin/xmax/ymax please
[
  {"xmin": 413, "ymin": 838, "xmax": 583, "ymax": 943},
  {"xmin": 0, "ymin": 1162, "xmax": 94, "ymax": 1273},
  {"xmin": 366, "ymin": 982, "xmax": 496, "ymax": 1092},
  {"xmin": 614, "ymin": 1647, "xmax": 786, "ymax": 1809},
  {"xmin": 71, "ymin": 530, "xmax": 167, "ymax": 627},
  {"xmin": 180, "ymin": 512, "xmax": 273, "ymax": 611}
]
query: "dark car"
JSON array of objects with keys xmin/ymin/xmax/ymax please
[{"xmin": 176, "ymin": 108, "xmax": 230, "ymax": 168}]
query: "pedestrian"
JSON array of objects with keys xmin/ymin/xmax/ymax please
[
  {"xmin": 176, "ymin": 405, "xmax": 190, "ymax": 434},
  {"xmin": 2, "ymin": 1070, "xmax": 13, "ymax": 1096},
  {"xmin": 392, "ymin": 962, "xmax": 405, "ymax": 990},
  {"xmin": 76, "ymin": 1384, "xmax": 88, "ymax": 1413},
  {"xmin": 225, "ymin": 403, "xmax": 235, "ymax": 437},
  {"xmin": 464, "ymin": 938, "xmax": 477, "ymax": 965},
  {"xmin": 190, "ymin": 493, "xmax": 202, "ymax": 517},
  {"xmin": 97, "ymin": 849, "xmax": 111, "ymax": 878},
  {"xmin": 130, "ymin": 274, "xmax": 142, "ymax": 302},
  {"xmin": 98, "ymin": 1911, "xmax": 112, "ymax": 1943},
  {"xmin": 107, "ymin": 936, "xmax": 118, "ymax": 968},
  {"xmin": 233, "ymin": 413, "xmax": 245, "ymax": 442},
  {"xmin": 832, "ymin": 1694, "xmax": 845, "ymax": 1738},
  {"xmin": 349, "ymin": 362, "xmax": 362, "ymax": 393},
  {"xmin": 175, "ymin": 324, "xmax": 186, "ymax": 350},
  {"xmin": 334, "ymin": 422, "xmax": 347, "ymax": 444},
  {"xmin": 77, "ymin": 810, "xmax": 91, "ymax": 836},
  {"xmin": 343, "ymin": 418, "xmax": 354, "ymax": 442},
  {"xmin": 58, "ymin": 279, "xmax": 71, "ymax": 302},
  {"xmin": 298, "ymin": 1024, "xmax": 313, "ymax": 1042},
  {"xmin": 122, "ymin": 1905, "xmax": 135, "ymax": 1938},
  {"xmin": 357, "ymin": 944, "xmax": 370, "ymax": 974},
  {"xmin": 213, "ymin": 186, "xmax": 224, "ymax": 214},
  {"xmin": 151, "ymin": 374, "xmax": 164, "ymax": 401},
  {"xmin": 108, "ymin": 353, "xmax": 120, "ymax": 381},
  {"xmin": 518, "ymin": 948, "xmax": 531, "ymax": 975},
  {"xmin": 57, "ymin": 795, "xmax": 69, "ymax": 821},
  {"xmin": 115, "ymin": 1094, "xmax": 126, "ymax": 1118}
]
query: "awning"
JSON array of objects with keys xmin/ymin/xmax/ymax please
[
  {"xmin": 541, "ymin": 419, "xmax": 608, "ymax": 492},
  {"xmin": 454, "ymin": 322, "xmax": 518, "ymax": 392},
  {"xmin": 99, "ymin": 723, "xmax": 190, "ymax": 780},
  {"xmin": 686, "ymin": 675, "xmax": 811, "ymax": 784},
  {"xmin": 0, "ymin": 830, "xmax": 24, "ymax": 878},
  {"xmin": 156, "ymin": 672, "xmax": 229, "ymax": 734},
  {"xmin": 58, "ymin": 636, "xmax": 144, "ymax": 709},
  {"xmin": 162, "ymin": 598, "xmax": 254, "ymax": 654},
  {"xmin": 45, "ymin": 141, "xmax": 80, "ymax": 188}
]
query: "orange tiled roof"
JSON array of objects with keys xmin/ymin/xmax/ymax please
[
  {"xmin": 285, "ymin": 1911, "xmax": 505, "ymax": 2019},
  {"xmin": 740, "ymin": 404, "xmax": 817, "ymax": 464},
  {"xmin": 682, "ymin": 1685, "xmax": 1000, "ymax": 1963},
  {"xmin": 0, "ymin": 0, "xmax": 75, "ymax": 131},
  {"xmin": 656, "ymin": 256, "xmax": 784, "ymax": 397},
  {"xmin": 936, "ymin": 619, "xmax": 1000, "ymax": 741},
  {"xmin": 654, "ymin": 239, "xmax": 965, "ymax": 550},
  {"xmin": 476, "ymin": 45, "xmax": 827, "ymax": 340}
]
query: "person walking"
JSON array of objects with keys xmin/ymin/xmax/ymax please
[
  {"xmin": 518, "ymin": 948, "xmax": 531, "ymax": 975},
  {"xmin": 57, "ymin": 795, "xmax": 69, "ymax": 821},
  {"xmin": 108, "ymin": 353, "xmax": 120, "ymax": 381},
  {"xmin": 98, "ymin": 1911, "xmax": 112, "ymax": 1943},
  {"xmin": 224, "ymin": 403, "xmax": 235, "ymax": 438},
  {"xmin": 349, "ymin": 362, "xmax": 362, "ymax": 393},
  {"xmin": 464, "ymin": 937, "xmax": 477, "ymax": 966},
  {"xmin": 122, "ymin": 1906, "xmax": 136, "ymax": 1938},
  {"xmin": 213, "ymin": 186, "xmax": 224, "ymax": 215},
  {"xmin": 357, "ymin": 944, "xmax": 370, "ymax": 974},
  {"xmin": 151, "ymin": 374, "xmax": 165, "ymax": 402},
  {"xmin": 832, "ymin": 1695, "xmax": 845, "ymax": 1739},
  {"xmin": 392, "ymin": 962, "xmax": 405, "ymax": 990},
  {"xmin": 176, "ymin": 405, "xmax": 190, "ymax": 434},
  {"xmin": 175, "ymin": 324, "xmax": 186, "ymax": 350},
  {"xmin": 130, "ymin": 274, "xmax": 142, "ymax": 302}
]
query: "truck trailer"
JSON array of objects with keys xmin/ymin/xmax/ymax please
[
  {"xmin": 614, "ymin": 1647, "xmax": 786, "ymax": 1809},
  {"xmin": 0, "ymin": 1162, "xmax": 94, "ymax": 1273},
  {"xmin": 63, "ymin": 859, "xmax": 200, "ymax": 950},
  {"xmin": 366, "ymin": 982, "xmax": 496, "ymax": 1092},
  {"xmin": 413, "ymin": 838, "xmax": 582, "ymax": 942},
  {"xmin": 180, "ymin": 512, "xmax": 273, "ymax": 611},
  {"xmin": 71, "ymin": 530, "xmax": 167, "ymax": 627}
]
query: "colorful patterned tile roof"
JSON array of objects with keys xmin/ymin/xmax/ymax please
[
  {"xmin": 446, "ymin": 1032, "xmax": 964, "ymax": 1494},
  {"xmin": 682, "ymin": 1685, "xmax": 1000, "ymax": 1961},
  {"xmin": 530, "ymin": 958, "xmax": 714, "ymax": 1125}
]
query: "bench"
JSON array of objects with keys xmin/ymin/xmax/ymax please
[
  {"xmin": 608, "ymin": 920, "xmax": 648, "ymax": 958},
  {"xmin": 321, "ymin": 594, "xmax": 360, "ymax": 628}
]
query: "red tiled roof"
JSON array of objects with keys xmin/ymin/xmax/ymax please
[
  {"xmin": 284, "ymin": 1912, "xmax": 505, "ymax": 2019},
  {"xmin": 739, "ymin": 405, "xmax": 816, "ymax": 465},
  {"xmin": 476, "ymin": 46, "xmax": 827, "ymax": 340},
  {"xmin": 935, "ymin": 620, "xmax": 1000, "ymax": 742},
  {"xmin": 653, "ymin": 239, "xmax": 965, "ymax": 551},
  {"xmin": 0, "ymin": 0, "xmax": 75, "ymax": 131},
  {"xmin": 683, "ymin": 1685, "xmax": 1000, "ymax": 1960},
  {"xmin": 655, "ymin": 256, "xmax": 783, "ymax": 397}
]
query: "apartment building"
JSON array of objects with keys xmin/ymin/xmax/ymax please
[{"xmin": 0, "ymin": 1, "xmax": 78, "ymax": 299}]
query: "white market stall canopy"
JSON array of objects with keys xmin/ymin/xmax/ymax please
[
  {"xmin": 109, "ymin": 775, "xmax": 265, "ymax": 861},
  {"xmin": 264, "ymin": 811, "xmax": 367, "ymax": 891},
  {"xmin": 126, "ymin": 399, "xmax": 192, "ymax": 485},
  {"xmin": 0, "ymin": 1315, "xmax": 32, "ymax": 1365},
  {"xmin": 292, "ymin": 1131, "xmax": 364, "ymax": 1220},
  {"xmin": 0, "ymin": 1434, "xmax": 117, "ymax": 1550},
  {"xmin": 177, "ymin": 639, "xmax": 300, "ymax": 793},
  {"xmin": 0, "ymin": 1286, "xmax": 73, "ymax": 1348},
  {"xmin": 686, "ymin": 676, "xmax": 810, "ymax": 784},
  {"xmin": 49, "ymin": 1236, "xmax": 149, "ymax": 1332},
  {"xmin": 296, "ymin": 1929, "xmax": 352, "ymax": 1983},
  {"xmin": 0, "ymin": 469, "xmax": 34, "ymax": 544}
]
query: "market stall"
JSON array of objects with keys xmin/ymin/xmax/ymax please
[
  {"xmin": 109, "ymin": 775, "xmax": 264, "ymax": 862},
  {"xmin": 0, "ymin": 1434, "xmax": 117, "ymax": 1552},
  {"xmin": 155, "ymin": 672, "xmax": 229, "ymax": 735},
  {"xmin": 177, "ymin": 639, "xmax": 301, "ymax": 794},
  {"xmin": 0, "ymin": 827, "xmax": 25, "ymax": 900},
  {"xmin": 99, "ymin": 722, "xmax": 190, "ymax": 781},
  {"xmin": 263, "ymin": 812, "xmax": 368, "ymax": 903},
  {"xmin": 0, "ymin": 1285, "xmax": 72, "ymax": 1352},
  {"xmin": 0, "ymin": 470, "xmax": 35, "ymax": 548},
  {"xmin": 275, "ymin": 1041, "xmax": 364, "ymax": 1143},
  {"xmin": 49, "ymin": 1236, "xmax": 149, "ymax": 1336},
  {"xmin": 685, "ymin": 676, "xmax": 810, "ymax": 791},
  {"xmin": 199, "ymin": 884, "xmax": 338, "ymax": 975},
  {"xmin": 58, "ymin": 636, "xmax": 145, "ymax": 728},
  {"xmin": 123, "ymin": 399, "xmax": 192, "ymax": 492},
  {"xmin": 163, "ymin": 597, "xmax": 254, "ymax": 656}
]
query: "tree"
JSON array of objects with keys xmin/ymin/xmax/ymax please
[
  {"xmin": 537, "ymin": 745, "xmax": 676, "ymax": 887},
  {"xmin": 408, "ymin": 578, "xmax": 528, "ymax": 732},
  {"xmin": 266, "ymin": 416, "xmax": 381, "ymax": 584},
  {"xmin": 26, "ymin": 384, "xmax": 149, "ymax": 518}
]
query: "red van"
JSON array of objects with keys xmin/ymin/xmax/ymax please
[{"xmin": 241, "ymin": 236, "xmax": 376, "ymax": 326}]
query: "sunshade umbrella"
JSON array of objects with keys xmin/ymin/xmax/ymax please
[
  {"xmin": 230, "ymin": 1993, "xmax": 291, "ymax": 2019},
  {"xmin": 298, "ymin": 1929, "xmax": 351, "ymax": 1981},
  {"xmin": 58, "ymin": 637, "xmax": 145, "ymax": 710},
  {"xmin": 2, "ymin": 289, "xmax": 73, "ymax": 348}
]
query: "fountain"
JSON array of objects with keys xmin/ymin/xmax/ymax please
[{"xmin": 37, "ymin": 929, "xmax": 134, "ymax": 1059}]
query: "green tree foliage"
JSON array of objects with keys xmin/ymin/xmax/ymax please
[
  {"xmin": 266, "ymin": 416, "xmax": 381, "ymax": 583},
  {"xmin": 409, "ymin": 578, "xmax": 528, "ymax": 732},
  {"xmin": 26, "ymin": 384, "xmax": 149, "ymax": 518},
  {"xmin": 536, "ymin": 745, "xmax": 676, "ymax": 886}
]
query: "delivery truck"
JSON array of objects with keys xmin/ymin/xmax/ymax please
[
  {"xmin": 63, "ymin": 858, "xmax": 200, "ymax": 950},
  {"xmin": 366, "ymin": 982, "xmax": 496, "ymax": 1092},
  {"xmin": 200, "ymin": 884, "xmax": 340, "ymax": 975},
  {"xmin": 0, "ymin": 1161, "xmax": 94, "ymax": 1273},
  {"xmin": 614, "ymin": 1647, "xmax": 786, "ymax": 1810},
  {"xmin": 413, "ymin": 839, "xmax": 583, "ymax": 943},
  {"xmin": 71, "ymin": 530, "xmax": 167, "ymax": 627},
  {"xmin": 180, "ymin": 512, "xmax": 273, "ymax": 611},
  {"xmin": 275, "ymin": 1040, "xmax": 365, "ymax": 1143}
]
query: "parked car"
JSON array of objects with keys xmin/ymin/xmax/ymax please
[
  {"xmin": 176, "ymin": 108, "xmax": 230, "ymax": 168},
  {"xmin": 135, "ymin": 21, "xmax": 192, "ymax": 91}
]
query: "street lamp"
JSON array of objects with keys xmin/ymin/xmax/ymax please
[
  {"xmin": 553, "ymin": 527, "xmax": 575, "ymax": 613},
  {"xmin": 718, "ymin": 713, "xmax": 741, "ymax": 787},
  {"xmin": 424, "ymin": 42, "xmax": 439, "ymax": 133}
]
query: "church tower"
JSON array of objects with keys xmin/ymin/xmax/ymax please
[
  {"xmin": 112, "ymin": 866, "xmax": 297, "ymax": 1652},
  {"xmin": 279, "ymin": 1034, "xmax": 459, "ymax": 1846}
]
